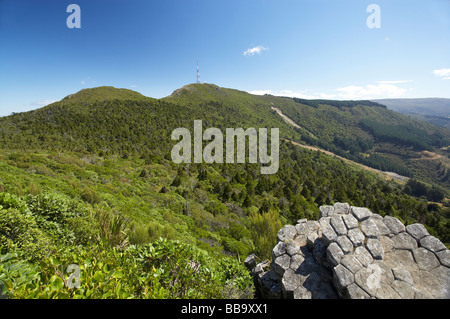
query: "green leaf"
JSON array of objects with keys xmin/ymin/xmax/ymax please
[
  {"xmin": 50, "ymin": 276, "xmax": 64, "ymax": 291},
  {"xmin": 49, "ymin": 256, "xmax": 60, "ymax": 266},
  {"xmin": 93, "ymin": 271, "xmax": 103, "ymax": 282},
  {"xmin": 112, "ymin": 269, "xmax": 124, "ymax": 279}
]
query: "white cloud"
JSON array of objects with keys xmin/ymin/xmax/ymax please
[
  {"xmin": 376, "ymin": 80, "xmax": 412, "ymax": 84},
  {"xmin": 334, "ymin": 83, "xmax": 407, "ymax": 99},
  {"xmin": 243, "ymin": 45, "xmax": 268, "ymax": 56},
  {"xmin": 249, "ymin": 82, "xmax": 409, "ymax": 101},
  {"xmin": 434, "ymin": 68, "xmax": 450, "ymax": 77},
  {"xmin": 248, "ymin": 89, "xmax": 273, "ymax": 95},
  {"xmin": 248, "ymin": 89, "xmax": 335, "ymax": 99},
  {"xmin": 32, "ymin": 100, "xmax": 58, "ymax": 107}
]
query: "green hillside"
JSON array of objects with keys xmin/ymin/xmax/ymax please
[
  {"xmin": 0, "ymin": 83, "xmax": 449, "ymax": 299},
  {"xmin": 2, "ymin": 83, "xmax": 449, "ymax": 190},
  {"xmin": 267, "ymin": 94, "xmax": 450, "ymax": 187},
  {"xmin": 60, "ymin": 86, "xmax": 153, "ymax": 104}
]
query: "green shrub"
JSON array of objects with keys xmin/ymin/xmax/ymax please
[
  {"xmin": 128, "ymin": 224, "xmax": 151, "ymax": 245},
  {"xmin": 81, "ymin": 188, "xmax": 101, "ymax": 205},
  {"xmin": 91, "ymin": 206, "xmax": 130, "ymax": 248},
  {"xmin": 0, "ymin": 207, "xmax": 55, "ymax": 261},
  {"xmin": 147, "ymin": 221, "xmax": 176, "ymax": 241}
]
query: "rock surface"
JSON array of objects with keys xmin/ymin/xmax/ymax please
[{"xmin": 247, "ymin": 203, "xmax": 450, "ymax": 299}]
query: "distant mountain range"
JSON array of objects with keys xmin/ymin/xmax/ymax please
[{"xmin": 372, "ymin": 98, "xmax": 450, "ymax": 129}]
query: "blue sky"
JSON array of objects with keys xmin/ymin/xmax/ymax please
[{"xmin": 1, "ymin": 0, "xmax": 449, "ymax": 116}]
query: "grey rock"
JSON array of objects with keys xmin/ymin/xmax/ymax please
[
  {"xmin": 376, "ymin": 284, "xmax": 401, "ymax": 299},
  {"xmin": 366, "ymin": 238, "xmax": 384, "ymax": 260},
  {"xmin": 295, "ymin": 222, "xmax": 307, "ymax": 236},
  {"xmin": 294, "ymin": 234, "xmax": 308, "ymax": 247},
  {"xmin": 319, "ymin": 205, "xmax": 334, "ymax": 218},
  {"xmin": 290, "ymin": 254, "xmax": 305, "ymax": 271},
  {"xmin": 272, "ymin": 241, "xmax": 286, "ymax": 259},
  {"xmin": 406, "ymin": 223, "xmax": 430, "ymax": 241},
  {"xmin": 253, "ymin": 260, "xmax": 270, "ymax": 276},
  {"xmin": 318, "ymin": 215, "xmax": 330, "ymax": 227},
  {"xmin": 306, "ymin": 230, "xmax": 319, "ymax": 249},
  {"xmin": 244, "ymin": 254, "xmax": 257, "ymax": 271},
  {"xmin": 347, "ymin": 228, "xmax": 365, "ymax": 247},
  {"xmin": 414, "ymin": 290, "xmax": 434, "ymax": 299},
  {"xmin": 333, "ymin": 264, "xmax": 354, "ymax": 294},
  {"xmin": 293, "ymin": 286, "xmax": 312, "ymax": 299},
  {"xmin": 372, "ymin": 217, "xmax": 391, "ymax": 236},
  {"xmin": 340, "ymin": 255, "xmax": 363, "ymax": 274},
  {"xmin": 346, "ymin": 283, "xmax": 371, "ymax": 299},
  {"xmin": 360, "ymin": 218, "xmax": 380, "ymax": 239},
  {"xmin": 391, "ymin": 280, "xmax": 415, "ymax": 299},
  {"xmin": 372, "ymin": 260, "xmax": 395, "ymax": 286},
  {"xmin": 351, "ymin": 206, "xmax": 372, "ymax": 221},
  {"xmin": 306, "ymin": 220, "xmax": 319, "ymax": 232},
  {"xmin": 354, "ymin": 246, "xmax": 374, "ymax": 267},
  {"xmin": 435, "ymin": 249, "xmax": 450, "ymax": 268},
  {"xmin": 391, "ymin": 232, "xmax": 418, "ymax": 251},
  {"xmin": 334, "ymin": 202, "xmax": 350, "ymax": 214},
  {"xmin": 430, "ymin": 266, "xmax": 450, "ymax": 298},
  {"xmin": 342, "ymin": 213, "xmax": 358, "ymax": 230},
  {"xmin": 383, "ymin": 215, "xmax": 405, "ymax": 235},
  {"xmin": 380, "ymin": 235, "xmax": 395, "ymax": 253},
  {"xmin": 412, "ymin": 247, "xmax": 440, "ymax": 271},
  {"xmin": 286, "ymin": 240, "xmax": 301, "ymax": 256},
  {"xmin": 385, "ymin": 250, "xmax": 418, "ymax": 273},
  {"xmin": 253, "ymin": 204, "xmax": 450, "ymax": 300},
  {"xmin": 273, "ymin": 254, "xmax": 291, "ymax": 277},
  {"xmin": 327, "ymin": 242, "xmax": 344, "ymax": 267},
  {"xmin": 282, "ymin": 268, "xmax": 302, "ymax": 298},
  {"xmin": 330, "ymin": 214, "xmax": 347, "ymax": 236},
  {"xmin": 354, "ymin": 265, "xmax": 381, "ymax": 296},
  {"xmin": 321, "ymin": 223, "xmax": 338, "ymax": 245},
  {"xmin": 418, "ymin": 270, "xmax": 442, "ymax": 298},
  {"xmin": 336, "ymin": 236, "xmax": 354, "ymax": 255},
  {"xmin": 420, "ymin": 235, "xmax": 446, "ymax": 253},
  {"xmin": 277, "ymin": 225, "xmax": 297, "ymax": 243},
  {"xmin": 392, "ymin": 267, "xmax": 414, "ymax": 285}
]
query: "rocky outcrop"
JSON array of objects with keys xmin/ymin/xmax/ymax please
[{"xmin": 245, "ymin": 203, "xmax": 450, "ymax": 299}]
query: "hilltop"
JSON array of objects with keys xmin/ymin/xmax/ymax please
[{"xmin": 61, "ymin": 86, "xmax": 153, "ymax": 104}]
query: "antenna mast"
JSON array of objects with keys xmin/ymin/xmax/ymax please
[{"xmin": 196, "ymin": 61, "xmax": 200, "ymax": 84}]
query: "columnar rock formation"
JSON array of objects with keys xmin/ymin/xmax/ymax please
[{"xmin": 245, "ymin": 203, "xmax": 450, "ymax": 299}]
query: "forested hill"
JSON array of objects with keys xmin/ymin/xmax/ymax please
[
  {"xmin": 1, "ymin": 83, "xmax": 449, "ymax": 298},
  {"xmin": 1, "ymin": 83, "xmax": 449, "ymax": 191}
]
